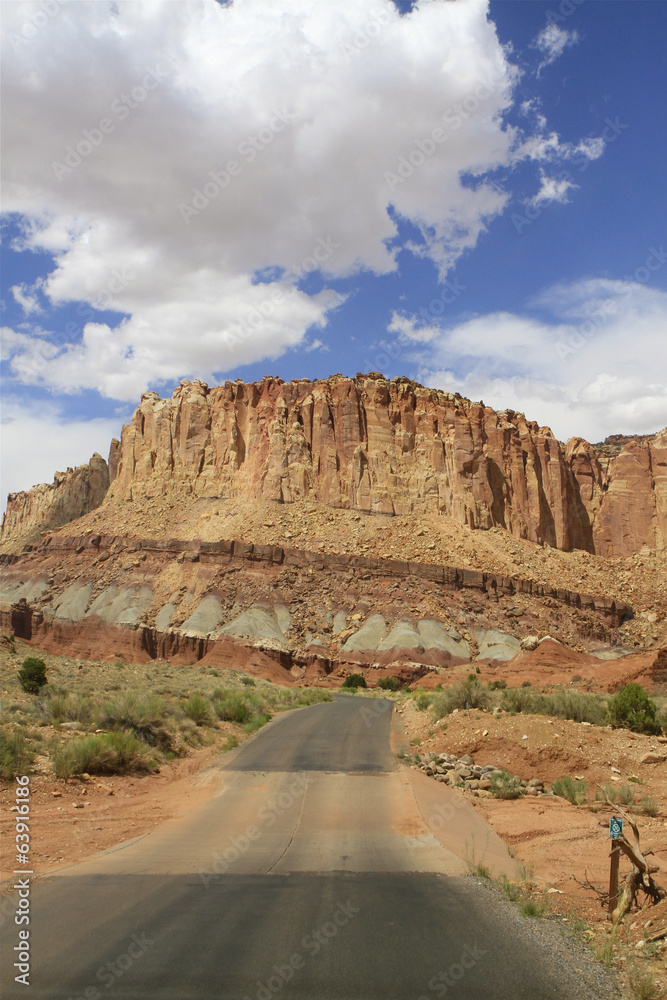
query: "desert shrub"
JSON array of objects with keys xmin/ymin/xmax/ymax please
[
  {"xmin": 413, "ymin": 691, "xmax": 432, "ymax": 711},
  {"xmin": 18, "ymin": 657, "xmax": 47, "ymax": 694},
  {"xmin": 377, "ymin": 677, "xmax": 400, "ymax": 692},
  {"xmin": 626, "ymin": 961, "xmax": 662, "ymax": 1000},
  {"xmin": 640, "ymin": 796, "xmax": 659, "ymax": 818},
  {"xmin": 500, "ymin": 687, "xmax": 535, "ymax": 713},
  {"xmin": 99, "ymin": 690, "xmax": 174, "ymax": 748},
  {"xmin": 52, "ymin": 731, "xmax": 152, "ymax": 777},
  {"xmin": 243, "ymin": 712, "xmax": 272, "ymax": 734},
  {"xmin": 552, "ymin": 775, "xmax": 587, "ymax": 805},
  {"xmin": 240, "ymin": 676, "xmax": 256, "ymax": 687},
  {"xmin": 431, "ymin": 675, "xmax": 490, "ymax": 716},
  {"xmin": 533, "ymin": 689, "xmax": 608, "ymax": 726},
  {"xmin": 608, "ymin": 683, "xmax": 658, "ymax": 734},
  {"xmin": 42, "ymin": 691, "xmax": 92, "ymax": 724},
  {"xmin": 490, "ymin": 770, "xmax": 523, "ymax": 799},
  {"xmin": 213, "ymin": 690, "xmax": 254, "ymax": 723},
  {"xmin": 0, "ymin": 727, "xmax": 34, "ymax": 780},
  {"xmin": 288, "ymin": 689, "xmax": 334, "ymax": 708},
  {"xmin": 342, "ymin": 674, "xmax": 367, "ymax": 689},
  {"xmin": 488, "ymin": 679, "xmax": 507, "ymax": 691},
  {"xmin": 183, "ymin": 693, "xmax": 214, "ymax": 726},
  {"xmin": 596, "ymin": 781, "xmax": 619, "ymax": 804},
  {"xmin": 519, "ymin": 895, "xmax": 549, "ymax": 918}
]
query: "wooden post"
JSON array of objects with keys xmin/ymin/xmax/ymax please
[{"xmin": 608, "ymin": 841, "xmax": 621, "ymax": 917}]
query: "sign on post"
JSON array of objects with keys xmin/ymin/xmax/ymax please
[{"xmin": 609, "ymin": 816, "xmax": 623, "ymax": 840}]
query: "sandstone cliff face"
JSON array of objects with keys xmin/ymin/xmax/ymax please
[
  {"xmin": 4, "ymin": 377, "xmax": 664, "ymax": 560},
  {"xmin": 568, "ymin": 429, "xmax": 667, "ymax": 558},
  {"xmin": 108, "ymin": 375, "xmax": 593, "ymax": 551},
  {"xmin": 0, "ymin": 454, "xmax": 109, "ymax": 552}
]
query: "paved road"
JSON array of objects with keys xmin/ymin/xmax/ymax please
[{"xmin": 1, "ymin": 695, "xmax": 606, "ymax": 999}]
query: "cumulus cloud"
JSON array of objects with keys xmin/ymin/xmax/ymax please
[
  {"xmin": 391, "ymin": 278, "xmax": 667, "ymax": 442},
  {"xmin": 1, "ymin": 0, "xmax": 604, "ymax": 400},
  {"xmin": 532, "ymin": 23, "xmax": 580, "ymax": 73},
  {"xmin": 0, "ymin": 396, "xmax": 123, "ymax": 503}
]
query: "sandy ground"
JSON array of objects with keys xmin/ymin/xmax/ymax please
[
  {"xmin": 396, "ymin": 699, "xmax": 667, "ymax": 985},
  {"xmin": 0, "ymin": 742, "xmax": 228, "ymax": 885}
]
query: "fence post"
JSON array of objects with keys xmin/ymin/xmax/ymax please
[{"xmin": 608, "ymin": 841, "xmax": 621, "ymax": 917}]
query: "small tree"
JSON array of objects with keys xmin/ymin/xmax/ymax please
[
  {"xmin": 18, "ymin": 657, "xmax": 47, "ymax": 694},
  {"xmin": 377, "ymin": 676, "xmax": 400, "ymax": 692},
  {"xmin": 609, "ymin": 683, "xmax": 658, "ymax": 735},
  {"xmin": 342, "ymin": 673, "xmax": 367, "ymax": 689}
]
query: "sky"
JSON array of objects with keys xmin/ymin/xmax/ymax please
[{"xmin": 2, "ymin": 0, "xmax": 666, "ymax": 505}]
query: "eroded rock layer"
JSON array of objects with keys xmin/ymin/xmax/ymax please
[
  {"xmin": 1, "ymin": 454, "xmax": 109, "ymax": 550},
  {"xmin": 108, "ymin": 376, "xmax": 589, "ymax": 550}
]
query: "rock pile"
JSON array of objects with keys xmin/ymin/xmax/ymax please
[{"xmin": 411, "ymin": 750, "xmax": 550, "ymax": 797}]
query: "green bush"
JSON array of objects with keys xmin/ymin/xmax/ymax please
[
  {"xmin": 42, "ymin": 691, "xmax": 92, "ymax": 724},
  {"xmin": 519, "ymin": 895, "xmax": 549, "ymax": 918},
  {"xmin": 99, "ymin": 690, "xmax": 174, "ymax": 748},
  {"xmin": 489, "ymin": 679, "xmax": 507, "ymax": 690},
  {"xmin": 243, "ymin": 712, "xmax": 272, "ymax": 734},
  {"xmin": 240, "ymin": 676, "xmax": 256, "ymax": 687},
  {"xmin": 18, "ymin": 657, "xmax": 47, "ymax": 694},
  {"xmin": 500, "ymin": 686, "xmax": 608, "ymax": 725},
  {"xmin": 552, "ymin": 775, "xmax": 587, "ymax": 805},
  {"xmin": 640, "ymin": 796, "xmax": 659, "ymax": 818},
  {"xmin": 377, "ymin": 676, "xmax": 400, "ymax": 692},
  {"xmin": 342, "ymin": 673, "xmax": 367, "ymax": 689},
  {"xmin": 533, "ymin": 689, "xmax": 608, "ymax": 726},
  {"xmin": 413, "ymin": 691, "xmax": 432, "ymax": 711},
  {"xmin": 287, "ymin": 689, "xmax": 334, "ymax": 708},
  {"xmin": 0, "ymin": 728, "xmax": 34, "ymax": 780},
  {"xmin": 608, "ymin": 683, "xmax": 658, "ymax": 734},
  {"xmin": 183, "ymin": 693, "xmax": 214, "ymax": 726},
  {"xmin": 489, "ymin": 770, "xmax": 523, "ymax": 799},
  {"xmin": 431, "ymin": 675, "xmax": 490, "ymax": 716},
  {"xmin": 213, "ymin": 690, "xmax": 254, "ymax": 723},
  {"xmin": 52, "ymin": 731, "xmax": 153, "ymax": 777}
]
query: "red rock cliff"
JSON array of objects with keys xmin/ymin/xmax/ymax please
[
  {"xmin": 108, "ymin": 375, "xmax": 593, "ymax": 551},
  {"xmin": 1, "ymin": 453, "xmax": 109, "ymax": 551},
  {"xmin": 568, "ymin": 429, "xmax": 667, "ymax": 558}
]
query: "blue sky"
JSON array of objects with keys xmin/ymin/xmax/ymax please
[{"xmin": 2, "ymin": 0, "xmax": 666, "ymax": 504}]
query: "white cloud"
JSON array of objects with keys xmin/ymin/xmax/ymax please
[
  {"xmin": 0, "ymin": 396, "xmax": 124, "ymax": 510},
  {"xmin": 529, "ymin": 170, "xmax": 577, "ymax": 206},
  {"xmin": 1, "ymin": 0, "xmax": 605, "ymax": 398},
  {"xmin": 392, "ymin": 279, "xmax": 667, "ymax": 442},
  {"xmin": 532, "ymin": 23, "xmax": 580, "ymax": 72},
  {"xmin": 11, "ymin": 282, "xmax": 43, "ymax": 315}
]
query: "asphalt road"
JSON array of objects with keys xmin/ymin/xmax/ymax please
[{"xmin": 1, "ymin": 695, "xmax": 608, "ymax": 999}]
